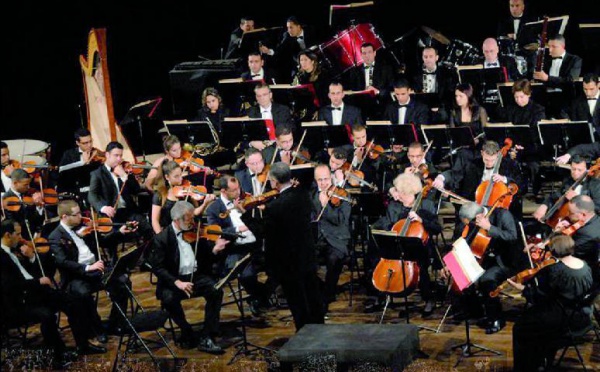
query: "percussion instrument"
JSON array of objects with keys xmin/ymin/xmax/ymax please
[
  {"xmin": 4, "ymin": 139, "xmax": 49, "ymax": 159},
  {"xmin": 317, "ymin": 23, "xmax": 383, "ymax": 74},
  {"xmin": 443, "ymin": 39, "xmax": 481, "ymax": 66},
  {"xmin": 421, "ymin": 26, "xmax": 451, "ymax": 45},
  {"xmin": 497, "ymin": 36, "xmax": 516, "ymax": 57}
]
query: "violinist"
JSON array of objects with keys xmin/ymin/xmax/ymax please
[
  {"xmin": 341, "ymin": 124, "xmax": 378, "ymax": 187},
  {"xmin": 532, "ymin": 155, "xmax": 600, "ymax": 223},
  {"xmin": 1, "ymin": 141, "xmax": 14, "ymax": 194},
  {"xmin": 1, "ymin": 219, "xmax": 106, "ymax": 365},
  {"xmin": 206, "ymin": 175, "xmax": 269, "ymax": 317},
  {"xmin": 433, "ymin": 140, "xmax": 524, "ymax": 221},
  {"xmin": 57, "ymin": 128, "xmax": 103, "ymax": 199},
  {"xmin": 150, "ymin": 160, "xmax": 215, "ymax": 234},
  {"xmin": 262, "ymin": 124, "xmax": 299, "ymax": 166},
  {"xmin": 2, "ymin": 168, "xmax": 45, "ymax": 239},
  {"xmin": 401, "ymin": 142, "xmax": 438, "ymax": 196},
  {"xmin": 328, "ymin": 147, "xmax": 350, "ymax": 187},
  {"xmin": 311, "ymin": 164, "xmax": 351, "ymax": 314},
  {"xmin": 455, "ymin": 201, "xmax": 524, "ymax": 334},
  {"xmin": 49, "ymin": 200, "xmax": 137, "ymax": 344},
  {"xmin": 237, "ymin": 162, "xmax": 324, "ymax": 330},
  {"xmin": 317, "ymin": 82, "xmax": 364, "ymax": 126},
  {"xmin": 145, "ymin": 135, "xmax": 183, "ymax": 191},
  {"xmin": 367, "ymin": 173, "xmax": 441, "ymax": 316},
  {"xmin": 235, "ymin": 148, "xmax": 270, "ymax": 196},
  {"xmin": 146, "ymin": 201, "xmax": 227, "ymax": 353},
  {"xmin": 512, "ymin": 235, "xmax": 593, "ymax": 372},
  {"xmin": 88, "ymin": 141, "xmax": 153, "ymax": 257}
]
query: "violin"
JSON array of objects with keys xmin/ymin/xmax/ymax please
[
  {"xmin": 175, "ymin": 152, "xmax": 221, "ymax": 176},
  {"xmin": 19, "ymin": 237, "xmax": 51, "ymax": 254},
  {"xmin": 325, "ymin": 185, "xmax": 356, "ymax": 207},
  {"xmin": 39, "ymin": 188, "xmax": 59, "ymax": 206},
  {"xmin": 78, "ymin": 216, "xmax": 136, "ymax": 235},
  {"xmin": 340, "ymin": 162, "xmax": 378, "ymax": 191},
  {"xmin": 527, "ymin": 220, "xmax": 585, "ymax": 263},
  {"xmin": 241, "ymin": 189, "xmax": 280, "ymax": 210},
  {"xmin": 489, "ymin": 256, "xmax": 558, "ymax": 297},
  {"xmin": 475, "ymin": 138, "xmax": 519, "ymax": 209},
  {"xmin": 172, "ymin": 185, "xmax": 209, "ymax": 201},
  {"xmin": 200, "ymin": 224, "xmax": 244, "ymax": 242},
  {"xmin": 122, "ymin": 161, "xmax": 157, "ymax": 176},
  {"xmin": 2, "ymin": 195, "xmax": 37, "ymax": 212},
  {"xmin": 3, "ymin": 159, "xmax": 57, "ymax": 176},
  {"xmin": 540, "ymin": 160, "xmax": 600, "ymax": 228},
  {"xmin": 88, "ymin": 148, "xmax": 106, "ymax": 163},
  {"xmin": 291, "ymin": 149, "xmax": 315, "ymax": 165}
]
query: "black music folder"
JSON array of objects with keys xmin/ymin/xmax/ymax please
[
  {"xmin": 458, "ymin": 66, "xmax": 506, "ymax": 102},
  {"xmin": 221, "ymin": 117, "xmax": 270, "ymax": 150},
  {"xmin": 119, "ymin": 98, "xmax": 165, "ymax": 157},
  {"xmin": 421, "ymin": 125, "xmax": 474, "ymax": 151},
  {"xmin": 370, "ymin": 230, "xmax": 425, "ymax": 262},
  {"xmin": 218, "ymin": 78, "xmax": 264, "ymax": 117},
  {"xmin": 239, "ymin": 27, "xmax": 283, "ymax": 55},
  {"xmin": 537, "ymin": 120, "xmax": 594, "ymax": 152},
  {"xmin": 483, "ymin": 123, "xmax": 534, "ymax": 151},
  {"xmin": 270, "ymin": 84, "xmax": 319, "ymax": 122},
  {"xmin": 301, "ymin": 121, "xmax": 352, "ymax": 154},
  {"xmin": 412, "ymin": 92, "xmax": 442, "ymax": 110},
  {"xmin": 366, "ymin": 121, "xmax": 422, "ymax": 147},
  {"xmin": 164, "ymin": 120, "xmax": 218, "ymax": 147},
  {"xmin": 497, "ymin": 82, "xmax": 547, "ymax": 108}
]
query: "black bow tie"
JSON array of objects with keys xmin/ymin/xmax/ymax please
[
  {"xmin": 398, "ymin": 104, "xmax": 409, "ymax": 108},
  {"xmin": 297, "ymin": 36, "xmax": 304, "ymax": 40},
  {"xmin": 251, "ymin": 74, "xmax": 260, "ymax": 78},
  {"xmin": 588, "ymin": 98, "xmax": 597, "ymax": 101},
  {"xmin": 486, "ymin": 62, "xmax": 499, "ymax": 67},
  {"xmin": 176, "ymin": 230, "xmax": 183, "ymax": 237},
  {"xmin": 364, "ymin": 65, "xmax": 372, "ymax": 69},
  {"xmin": 423, "ymin": 71, "xmax": 436, "ymax": 75},
  {"xmin": 331, "ymin": 107, "xmax": 341, "ymax": 111},
  {"xmin": 552, "ymin": 56, "xmax": 563, "ymax": 60},
  {"xmin": 512, "ymin": 16, "xmax": 521, "ymax": 20}
]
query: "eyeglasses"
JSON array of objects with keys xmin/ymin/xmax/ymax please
[{"xmin": 69, "ymin": 211, "xmax": 82, "ymax": 216}]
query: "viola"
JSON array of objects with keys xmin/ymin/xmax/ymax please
[
  {"xmin": 79, "ymin": 216, "xmax": 136, "ymax": 235},
  {"xmin": 200, "ymin": 224, "xmax": 244, "ymax": 242},
  {"xmin": 489, "ymin": 256, "xmax": 558, "ymax": 297},
  {"xmin": 172, "ymin": 185, "xmax": 209, "ymax": 201},
  {"xmin": 475, "ymin": 138, "xmax": 519, "ymax": 209}
]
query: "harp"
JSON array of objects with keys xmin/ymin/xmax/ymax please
[{"xmin": 80, "ymin": 28, "xmax": 134, "ymax": 161}]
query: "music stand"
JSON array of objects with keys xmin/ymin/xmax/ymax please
[
  {"xmin": 301, "ymin": 121, "xmax": 351, "ymax": 155},
  {"xmin": 421, "ymin": 125, "xmax": 474, "ymax": 165},
  {"xmin": 349, "ymin": 193, "xmax": 385, "ymax": 276},
  {"xmin": 57, "ymin": 162, "xmax": 102, "ymax": 208},
  {"xmin": 412, "ymin": 92, "xmax": 442, "ymax": 110},
  {"xmin": 483, "ymin": 123, "xmax": 534, "ymax": 150},
  {"xmin": 270, "ymin": 84, "xmax": 319, "ymax": 122},
  {"xmin": 290, "ymin": 163, "xmax": 316, "ymax": 190},
  {"xmin": 457, "ymin": 65, "xmax": 506, "ymax": 104},
  {"xmin": 163, "ymin": 120, "xmax": 218, "ymax": 148},
  {"xmin": 370, "ymin": 231, "xmax": 432, "ymax": 326},
  {"xmin": 329, "ymin": 1, "xmax": 375, "ymax": 30},
  {"xmin": 497, "ymin": 82, "xmax": 547, "ymax": 108},
  {"xmin": 367, "ymin": 121, "xmax": 422, "ymax": 147},
  {"xmin": 218, "ymin": 78, "xmax": 264, "ymax": 116},
  {"xmin": 344, "ymin": 89, "xmax": 378, "ymax": 121},
  {"xmin": 222, "ymin": 117, "xmax": 271, "ymax": 150},
  {"xmin": 537, "ymin": 119, "xmax": 594, "ymax": 155},
  {"xmin": 119, "ymin": 98, "xmax": 164, "ymax": 161},
  {"xmin": 214, "ymin": 253, "xmax": 274, "ymax": 365},
  {"xmin": 238, "ymin": 27, "xmax": 283, "ymax": 57}
]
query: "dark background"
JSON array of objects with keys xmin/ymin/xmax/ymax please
[{"xmin": 2, "ymin": 0, "xmax": 596, "ymax": 162}]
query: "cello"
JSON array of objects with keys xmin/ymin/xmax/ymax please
[
  {"xmin": 371, "ymin": 180, "xmax": 432, "ymax": 295},
  {"xmin": 540, "ymin": 160, "xmax": 600, "ymax": 228},
  {"xmin": 475, "ymin": 138, "xmax": 518, "ymax": 209}
]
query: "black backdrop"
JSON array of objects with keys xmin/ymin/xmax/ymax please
[{"xmin": 2, "ymin": 0, "xmax": 595, "ymax": 162}]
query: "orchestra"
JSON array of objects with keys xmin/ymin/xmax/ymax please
[{"xmin": 3, "ymin": 5, "xmax": 600, "ymax": 371}]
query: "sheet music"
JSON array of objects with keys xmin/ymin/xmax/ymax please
[{"xmin": 443, "ymin": 237, "xmax": 484, "ymax": 291}]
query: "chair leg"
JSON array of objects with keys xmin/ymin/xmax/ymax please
[{"xmin": 572, "ymin": 344, "xmax": 587, "ymax": 372}]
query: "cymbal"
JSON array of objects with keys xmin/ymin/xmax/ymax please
[
  {"xmin": 523, "ymin": 42, "xmax": 539, "ymax": 51},
  {"xmin": 421, "ymin": 25, "xmax": 451, "ymax": 45}
]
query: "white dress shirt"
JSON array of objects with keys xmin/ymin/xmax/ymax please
[
  {"xmin": 398, "ymin": 98, "xmax": 411, "ymax": 124},
  {"xmin": 1, "ymin": 171, "xmax": 11, "ymax": 195},
  {"xmin": 548, "ymin": 52, "xmax": 566, "ymax": 93},
  {"xmin": 60, "ymin": 221, "xmax": 96, "ymax": 266},
  {"xmin": 588, "ymin": 94, "xmax": 599, "ymax": 117},
  {"xmin": 331, "ymin": 103, "xmax": 344, "ymax": 125},
  {"xmin": 220, "ymin": 194, "xmax": 256, "ymax": 244},
  {"xmin": 105, "ymin": 164, "xmax": 127, "ymax": 208},
  {"xmin": 363, "ymin": 62, "xmax": 375, "ymax": 88},
  {"xmin": 260, "ymin": 105, "xmax": 273, "ymax": 120},
  {"xmin": 172, "ymin": 223, "xmax": 197, "ymax": 276}
]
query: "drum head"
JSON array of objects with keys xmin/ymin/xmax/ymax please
[{"xmin": 4, "ymin": 139, "xmax": 49, "ymax": 157}]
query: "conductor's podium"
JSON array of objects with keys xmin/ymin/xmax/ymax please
[{"xmin": 277, "ymin": 324, "xmax": 420, "ymax": 371}]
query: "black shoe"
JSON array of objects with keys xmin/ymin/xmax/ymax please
[
  {"xmin": 197, "ymin": 336, "xmax": 224, "ymax": 355},
  {"xmin": 96, "ymin": 333, "xmax": 108, "ymax": 344},
  {"xmin": 422, "ymin": 300, "xmax": 435, "ymax": 318},
  {"xmin": 77, "ymin": 342, "xmax": 107, "ymax": 355},
  {"xmin": 485, "ymin": 319, "xmax": 506, "ymax": 334},
  {"xmin": 177, "ymin": 333, "xmax": 198, "ymax": 350}
]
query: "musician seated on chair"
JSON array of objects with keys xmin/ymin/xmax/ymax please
[
  {"xmin": 328, "ymin": 146, "xmax": 350, "ymax": 188},
  {"xmin": 1, "ymin": 141, "xmax": 16, "ymax": 194},
  {"xmin": 225, "ymin": 16, "xmax": 255, "ymax": 60},
  {"xmin": 261, "ymin": 124, "xmax": 302, "ymax": 167},
  {"xmin": 88, "ymin": 141, "xmax": 153, "ymax": 261},
  {"xmin": 455, "ymin": 201, "xmax": 526, "ymax": 334},
  {"xmin": 2, "ymin": 168, "xmax": 46, "ymax": 240},
  {"xmin": 206, "ymin": 175, "xmax": 270, "ymax": 317},
  {"xmin": 317, "ymin": 82, "xmax": 364, "ymax": 126},
  {"xmin": 533, "ymin": 155, "xmax": 600, "ymax": 223},
  {"xmin": 411, "ymin": 46, "xmax": 457, "ymax": 109},
  {"xmin": 433, "ymin": 140, "xmax": 524, "ymax": 221},
  {"xmin": 49, "ymin": 200, "xmax": 136, "ymax": 344},
  {"xmin": 341, "ymin": 124, "xmax": 379, "ymax": 188},
  {"xmin": 1, "ymin": 219, "xmax": 106, "ymax": 365},
  {"xmin": 400, "ymin": 142, "xmax": 438, "ymax": 197},
  {"xmin": 366, "ymin": 173, "xmax": 441, "ymax": 316},
  {"xmin": 344, "ymin": 42, "xmax": 395, "ymax": 103},
  {"xmin": 248, "ymin": 84, "xmax": 293, "ymax": 149},
  {"xmin": 561, "ymin": 72, "xmax": 600, "ymax": 137},
  {"xmin": 235, "ymin": 148, "xmax": 271, "ymax": 197},
  {"xmin": 511, "ymin": 235, "xmax": 593, "ymax": 372},
  {"xmin": 146, "ymin": 201, "xmax": 227, "ymax": 353},
  {"xmin": 241, "ymin": 51, "xmax": 276, "ymax": 84},
  {"xmin": 481, "ymin": 37, "xmax": 522, "ymax": 82},
  {"xmin": 383, "ymin": 79, "xmax": 431, "ymax": 126},
  {"xmin": 311, "ymin": 164, "xmax": 351, "ymax": 314}
]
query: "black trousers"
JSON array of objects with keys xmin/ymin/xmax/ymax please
[
  {"xmin": 316, "ymin": 241, "xmax": 347, "ymax": 309},
  {"xmin": 275, "ymin": 267, "xmax": 324, "ymax": 331},
  {"xmin": 160, "ymin": 273, "xmax": 223, "ymax": 338}
]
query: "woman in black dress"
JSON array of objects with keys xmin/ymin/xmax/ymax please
[
  {"xmin": 150, "ymin": 160, "xmax": 214, "ymax": 233},
  {"xmin": 449, "ymin": 83, "xmax": 488, "ymax": 139},
  {"xmin": 511, "ymin": 235, "xmax": 593, "ymax": 371}
]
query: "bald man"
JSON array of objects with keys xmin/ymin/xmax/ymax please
[{"xmin": 482, "ymin": 37, "xmax": 521, "ymax": 81}]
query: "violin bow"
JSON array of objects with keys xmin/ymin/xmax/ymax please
[
  {"xmin": 37, "ymin": 176, "xmax": 49, "ymax": 221},
  {"xmin": 112, "ymin": 170, "xmax": 128, "ymax": 210},
  {"xmin": 290, "ymin": 129, "xmax": 308, "ymax": 165},
  {"xmin": 260, "ymin": 142, "xmax": 280, "ymax": 193},
  {"xmin": 23, "ymin": 219, "xmax": 46, "ymax": 278},
  {"xmin": 519, "ymin": 221, "xmax": 539, "ymax": 287},
  {"xmin": 90, "ymin": 207, "xmax": 104, "ymax": 263},
  {"xmin": 188, "ymin": 221, "xmax": 202, "ymax": 293}
]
